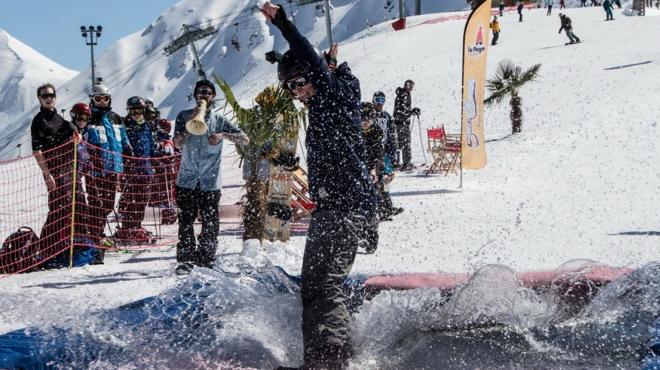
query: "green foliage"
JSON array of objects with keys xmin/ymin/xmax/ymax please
[
  {"xmin": 213, "ymin": 74, "xmax": 306, "ymax": 167},
  {"xmin": 484, "ymin": 60, "xmax": 541, "ymax": 105}
]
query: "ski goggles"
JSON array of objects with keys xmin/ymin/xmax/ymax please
[
  {"xmin": 285, "ymin": 76, "xmax": 309, "ymax": 90},
  {"xmin": 74, "ymin": 113, "xmax": 90, "ymax": 122},
  {"xmin": 93, "ymin": 95, "xmax": 110, "ymax": 103},
  {"xmin": 196, "ymin": 88, "xmax": 214, "ymax": 96},
  {"xmin": 39, "ymin": 93, "xmax": 56, "ymax": 100},
  {"xmin": 373, "ymin": 96, "xmax": 385, "ymax": 104}
]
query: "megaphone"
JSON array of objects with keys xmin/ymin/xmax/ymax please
[{"xmin": 185, "ymin": 99, "xmax": 208, "ymax": 135}]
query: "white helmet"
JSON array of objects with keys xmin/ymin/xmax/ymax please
[{"xmin": 89, "ymin": 84, "xmax": 110, "ymax": 97}]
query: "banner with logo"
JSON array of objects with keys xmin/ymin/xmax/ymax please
[{"xmin": 460, "ymin": 0, "xmax": 491, "ymax": 169}]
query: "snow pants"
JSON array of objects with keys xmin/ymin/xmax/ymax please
[
  {"xmin": 565, "ymin": 29, "xmax": 580, "ymax": 43},
  {"xmin": 492, "ymin": 31, "xmax": 499, "ymax": 45},
  {"xmin": 118, "ymin": 163, "xmax": 152, "ymax": 230},
  {"xmin": 86, "ymin": 173, "xmax": 118, "ymax": 241},
  {"xmin": 39, "ymin": 171, "xmax": 87, "ymax": 256},
  {"xmin": 605, "ymin": 8, "xmax": 613, "ymax": 19},
  {"xmin": 175, "ymin": 185, "xmax": 221, "ymax": 266},
  {"xmin": 395, "ymin": 120, "xmax": 412, "ymax": 167},
  {"xmin": 301, "ymin": 209, "xmax": 377, "ymax": 369}
]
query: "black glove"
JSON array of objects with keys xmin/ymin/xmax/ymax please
[
  {"xmin": 265, "ymin": 50, "xmax": 283, "ymax": 64},
  {"xmin": 411, "ymin": 107, "xmax": 421, "ymax": 116}
]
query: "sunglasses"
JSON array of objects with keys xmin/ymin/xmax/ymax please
[
  {"xmin": 373, "ymin": 96, "xmax": 385, "ymax": 104},
  {"xmin": 93, "ymin": 95, "xmax": 110, "ymax": 103},
  {"xmin": 285, "ymin": 77, "xmax": 309, "ymax": 90},
  {"xmin": 196, "ymin": 89, "xmax": 214, "ymax": 96},
  {"xmin": 40, "ymin": 93, "xmax": 56, "ymax": 100}
]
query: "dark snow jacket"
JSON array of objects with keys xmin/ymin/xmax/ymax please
[
  {"xmin": 271, "ymin": 7, "xmax": 377, "ymax": 218},
  {"xmin": 363, "ymin": 125, "xmax": 384, "ymax": 173},
  {"xmin": 559, "ymin": 15, "xmax": 573, "ymax": 32},
  {"xmin": 393, "ymin": 87, "xmax": 412, "ymax": 124},
  {"xmin": 124, "ymin": 117, "xmax": 155, "ymax": 175},
  {"xmin": 30, "ymin": 108, "xmax": 78, "ymax": 172},
  {"xmin": 374, "ymin": 110, "xmax": 397, "ymax": 158}
]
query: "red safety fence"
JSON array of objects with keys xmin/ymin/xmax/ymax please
[{"xmin": 0, "ymin": 139, "xmax": 246, "ymax": 275}]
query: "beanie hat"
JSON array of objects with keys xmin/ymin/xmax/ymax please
[{"xmin": 194, "ymin": 79, "xmax": 216, "ymax": 95}]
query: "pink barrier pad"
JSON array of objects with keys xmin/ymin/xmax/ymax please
[{"xmin": 364, "ymin": 266, "xmax": 633, "ymax": 292}]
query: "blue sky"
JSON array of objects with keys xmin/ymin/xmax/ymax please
[{"xmin": 0, "ymin": 1, "xmax": 178, "ymax": 71}]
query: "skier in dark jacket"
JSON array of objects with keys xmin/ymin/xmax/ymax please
[
  {"xmin": 116, "ymin": 96, "xmax": 155, "ymax": 242},
  {"xmin": 603, "ymin": 0, "xmax": 614, "ymax": 20},
  {"xmin": 517, "ymin": 1, "xmax": 524, "ymax": 21},
  {"xmin": 261, "ymin": 1, "xmax": 378, "ymax": 368},
  {"xmin": 558, "ymin": 13, "xmax": 581, "ymax": 44},
  {"xmin": 393, "ymin": 80, "xmax": 419, "ymax": 170}
]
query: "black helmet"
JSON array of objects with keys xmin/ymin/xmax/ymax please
[
  {"xmin": 277, "ymin": 48, "xmax": 327, "ymax": 83},
  {"xmin": 278, "ymin": 50, "xmax": 305, "ymax": 82},
  {"xmin": 361, "ymin": 102, "xmax": 375, "ymax": 119},
  {"xmin": 126, "ymin": 96, "xmax": 145, "ymax": 109}
]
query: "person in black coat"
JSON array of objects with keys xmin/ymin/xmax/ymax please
[
  {"xmin": 517, "ymin": 1, "xmax": 525, "ymax": 21},
  {"xmin": 261, "ymin": 1, "xmax": 378, "ymax": 368},
  {"xmin": 30, "ymin": 83, "xmax": 83, "ymax": 264},
  {"xmin": 393, "ymin": 80, "xmax": 420, "ymax": 170}
]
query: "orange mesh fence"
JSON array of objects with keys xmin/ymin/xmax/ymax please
[{"xmin": 0, "ymin": 139, "xmax": 246, "ymax": 274}]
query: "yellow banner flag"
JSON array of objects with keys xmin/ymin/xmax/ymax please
[{"xmin": 461, "ymin": 0, "xmax": 492, "ymax": 169}]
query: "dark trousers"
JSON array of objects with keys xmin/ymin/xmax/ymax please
[
  {"xmin": 118, "ymin": 171, "xmax": 152, "ymax": 230},
  {"xmin": 301, "ymin": 210, "xmax": 376, "ymax": 369},
  {"xmin": 175, "ymin": 185, "xmax": 221, "ymax": 266},
  {"xmin": 38, "ymin": 171, "xmax": 87, "ymax": 258},
  {"xmin": 395, "ymin": 121, "xmax": 412, "ymax": 167},
  {"xmin": 499, "ymin": 5, "xmax": 504, "ymax": 15},
  {"xmin": 547, "ymin": 4, "xmax": 553, "ymax": 14},
  {"xmin": 518, "ymin": 9, "xmax": 523, "ymax": 21},
  {"xmin": 492, "ymin": 31, "xmax": 499, "ymax": 45},
  {"xmin": 86, "ymin": 173, "xmax": 118, "ymax": 241},
  {"xmin": 605, "ymin": 8, "xmax": 613, "ymax": 19}
]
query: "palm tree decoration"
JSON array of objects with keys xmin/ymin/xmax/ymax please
[
  {"xmin": 214, "ymin": 75, "xmax": 306, "ymax": 240},
  {"xmin": 484, "ymin": 60, "xmax": 541, "ymax": 134}
]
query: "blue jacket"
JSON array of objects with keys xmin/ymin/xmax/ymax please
[
  {"xmin": 86, "ymin": 106, "xmax": 131, "ymax": 176},
  {"xmin": 124, "ymin": 117, "xmax": 155, "ymax": 175},
  {"xmin": 272, "ymin": 8, "xmax": 378, "ymax": 218}
]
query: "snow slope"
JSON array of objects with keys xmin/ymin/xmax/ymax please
[
  {"xmin": 0, "ymin": 29, "xmax": 77, "ymax": 132},
  {"xmin": 0, "ymin": 3, "xmax": 659, "ymax": 368}
]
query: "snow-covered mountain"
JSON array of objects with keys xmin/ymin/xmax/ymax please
[
  {"xmin": 0, "ymin": 28, "xmax": 77, "ymax": 131},
  {"xmin": 0, "ymin": 0, "xmax": 468, "ymax": 159}
]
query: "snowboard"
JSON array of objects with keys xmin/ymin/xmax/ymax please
[
  {"xmin": 565, "ymin": 40, "xmax": 582, "ymax": 45},
  {"xmin": 263, "ymin": 136, "xmax": 298, "ymax": 242}
]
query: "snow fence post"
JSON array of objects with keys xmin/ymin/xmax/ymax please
[{"xmin": 68, "ymin": 139, "xmax": 79, "ymax": 269}]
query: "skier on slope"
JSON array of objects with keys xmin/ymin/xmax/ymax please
[
  {"xmin": 558, "ymin": 13, "xmax": 581, "ymax": 44},
  {"xmin": 261, "ymin": 1, "xmax": 379, "ymax": 368},
  {"xmin": 393, "ymin": 79, "xmax": 420, "ymax": 171},
  {"xmin": 603, "ymin": 0, "xmax": 614, "ymax": 20}
]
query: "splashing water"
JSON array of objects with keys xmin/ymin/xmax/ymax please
[{"xmin": 1, "ymin": 259, "xmax": 657, "ymax": 369}]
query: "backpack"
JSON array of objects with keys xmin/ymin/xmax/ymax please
[{"xmin": 1, "ymin": 227, "xmax": 39, "ymax": 274}]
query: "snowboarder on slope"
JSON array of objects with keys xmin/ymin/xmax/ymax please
[{"xmin": 558, "ymin": 13, "xmax": 581, "ymax": 44}]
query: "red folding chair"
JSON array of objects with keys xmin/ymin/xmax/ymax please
[{"xmin": 427, "ymin": 125, "xmax": 461, "ymax": 176}]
